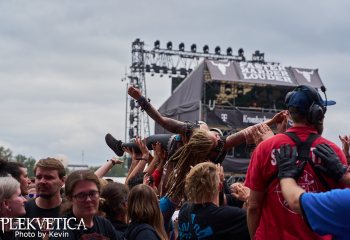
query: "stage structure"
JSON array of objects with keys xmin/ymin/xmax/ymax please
[
  {"xmin": 126, "ymin": 38, "xmax": 326, "ymax": 174},
  {"xmin": 126, "ymin": 38, "xmax": 249, "ymax": 142}
]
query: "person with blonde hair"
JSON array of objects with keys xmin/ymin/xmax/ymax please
[
  {"xmin": 165, "ymin": 128, "xmax": 214, "ymax": 200},
  {"xmin": 178, "ymin": 162, "xmax": 249, "ymax": 240},
  {"xmin": 0, "ymin": 177, "xmax": 27, "ymax": 239},
  {"xmin": 124, "ymin": 184, "xmax": 168, "ymax": 240}
]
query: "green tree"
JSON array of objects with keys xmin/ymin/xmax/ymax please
[
  {"xmin": 0, "ymin": 146, "xmax": 37, "ymax": 178},
  {"xmin": 0, "ymin": 146, "xmax": 13, "ymax": 161},
  {"xmin": 23, "ymin": 157, "xmax": 36, "ymax": 178}
]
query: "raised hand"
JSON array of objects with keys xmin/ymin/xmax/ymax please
[
  {"xmin": 339, "ymin": 135, "xmax": 350, "ymax": 158},
  {"xmin": 152, "ymin": 142, "xmax": 167, "ymax": 164},
  {"xmin": 250, "ymin": 123, "xmax": 274, "ymax": 145},
  {"xmin": 123, "ymin": 147, "xmax": 138, "ymax": 161},
  {"xmin": 128, "ymin": 86, "xmax": 142, "ymax": 100},
  {"xmin": 313, "ymin": 143, "xmax": 347, "ymax": 180},
  {"xmin": 274, "ymin": 144, "xmax": 303, "ymax": 179},
  {"xmin": 230, "ymin": 182, "xmax": 250, "ymax": 202}
]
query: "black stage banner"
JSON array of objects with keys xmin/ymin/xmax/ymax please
[{"xmin": 208, "ymin": 108, "xmax": 277, "ymax": 129}]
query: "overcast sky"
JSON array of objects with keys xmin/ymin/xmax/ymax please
[{"xmin": 1, "ymin": 0, "xmax": 349, "ymax": 166}]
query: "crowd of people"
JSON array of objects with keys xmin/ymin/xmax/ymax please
[{"xmin": 1, "ymin": 84, "xmax": 350, "ymax": 240}]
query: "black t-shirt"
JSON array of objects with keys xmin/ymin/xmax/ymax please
[
  {"xmin": 20, "ymin": 198, "xmax": 60, "ymax": 240},
  {"xmin": 109, "ymin": 219, "xmax": 128, "ymax": 234},
  {"xmin": 49, "ymin": 213, "xmax": 123, "ymax": 240},
  {"xmin": 178, "ymin": 202, "xmax": 249, "ymax": 240},
  {"xmin": 0, "ymin": 230, "xmax": 16, "ymax": 240},
  {"xmin": 24, "ymin": 198, "xmax": 60, "ymax": 218},
  {"xmin": 123, "ymin": 222, "xmax": 160, "ymax": 240}
]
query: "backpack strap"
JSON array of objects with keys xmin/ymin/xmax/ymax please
[
  {"xmin": 284, "ymin": 132, "xmax": 318, "ymax": 162},
  {"xmin": 283, "ymin": 132, "xmax": 331, "ymax": 191}
]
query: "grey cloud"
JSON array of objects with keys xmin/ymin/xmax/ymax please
[{"xmin": 0, "ymin": 0, "xmax": 349, "ymax": 165}]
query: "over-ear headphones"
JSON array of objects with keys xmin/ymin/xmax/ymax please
[{"xmin": 285, "ymin": 85, "xmax": 326, "ymax": 125}]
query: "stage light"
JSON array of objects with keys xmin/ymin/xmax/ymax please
[
  {"xmin": 225, "ymin": 84, "xmax": 232, "ymax": 95},
  {"xmin": 130, "ymin": 100, "xmax": 135, "ymax": 110},
  {"xmin": 203, "ymin": 45, "xmax": 209, "ymax": 53},
  {"xmin": 129, "ymin": 128, "xmax": 134, "ymax": 139},
  {"xmin": 129, "ymin": 113, "xmax": 134, "ymax": 124},
  {"xmin": 166, "ymin": 41, "xmax": 172, "ymax": 50},
  {"xmin": 180, "ymin": 68, "xmax": 187, "ymax": 76},
  {"xmin": 226, "ymin": 47, "xmax": 232, "ymax": 56},
  {"xmin": 215, "ymin": 46, "xmax": 221, "ymax": 55},
  {"xmin": 179, "ymin": 42, "xmax": 185, "ymax": 51},
  {"xmin": 238, "ymin": 48, "xmax": 245, "ymax": 61},
  {"xmin": 238, "ymin": 48, "xmax": 244, "ymax": 56},
  {"xmin": 252, "ymin": 50, "xmax": 264, "ymax": 62},
  {"xmin": 171, "ymin": 67, "xmax": 177, "ymax": 75},
  {"xmin": 191, "ymin": 44, "xmax": 197, "ymax": 53},
  {"xmin": 154, "ymin": 40, "xmax": 160, "ymax": 49}
]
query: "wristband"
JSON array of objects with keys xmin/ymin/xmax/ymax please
[{"xmin": 137, "ymin": 96, "xmax": 151, "ymax": 111}]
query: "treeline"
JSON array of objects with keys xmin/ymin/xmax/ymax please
[
  {"xmin": 0, "ymin": 146, "xmax": 36, "ymax": 178},
  {"xmin": 0, "ymin": 146, "xmax": 128, "ymax": 178}
]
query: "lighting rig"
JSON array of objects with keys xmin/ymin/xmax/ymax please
[{"xmin": 125, "ymin": 38, "xmax": 265, "ymax": 142}]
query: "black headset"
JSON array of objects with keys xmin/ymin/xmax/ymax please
[{"xmin": 285, "ymin": 85, "xmax": 327, "ymax": 125}]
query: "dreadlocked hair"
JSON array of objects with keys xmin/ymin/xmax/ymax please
[{"xmin": 165, "ymin": 128, "xmax": 214, "ymax": 199}]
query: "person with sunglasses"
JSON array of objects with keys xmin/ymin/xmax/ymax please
[{"xmin": 52, "ymin": 170, "xmax": 123, "ymax": 240}]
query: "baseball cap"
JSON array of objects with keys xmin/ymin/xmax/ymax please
[{"xmin": 285, "ymin": 85, "xmax": 336, "ymax": 114}]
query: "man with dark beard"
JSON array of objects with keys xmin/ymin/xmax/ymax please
[{"xmin": 25, "ymin": 157, "xmax": 66, "ymax": 218}]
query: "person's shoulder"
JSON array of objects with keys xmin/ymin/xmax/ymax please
[
  {"xmin": 216, "ymin": 205, "xmax": 246, "ymax": 217},
  {"xmin": 125, "ymin": 222, "xmax": 159, "ymax": 240},
  {"xmin": 94, "ymin": 215, "xmax": 115, "ymax": 228},
  {"xmin": 93, "ymin": 216, "xmax": 123, "ymax": 240}
]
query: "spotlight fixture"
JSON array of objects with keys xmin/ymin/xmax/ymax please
[
  {"xmin": 129, "ymin": 113, "xmax": 134, "ymax": 124},
  {"xmin": 252, "ymin": 50, "xmax": 264, "ymax": 62},
  {"xmin": 238, "ymin": 48, "xmax": 244, "ymax": 56},
  {"xmin": 128, "ymin": 128, "xmax": 134, "ymax": 139},
  {"xmin": 214, "ymin": 46, "xmax": 221, "ymax": 55},
  {"xmin": 154, "ymin": 40, "xmax": 160, "ymax": 49},
  {"xmin": 225, "ymin": 84, "xmax": 232, "ymax": 95},
  {"xmin": 130, "ymin": 100, "xmax": 135, "ymax": 110},
  {"xmin": 166, "ymin": 41, "xmax": 172, "ymax": 50},
  {"xmin": 203, "ymin": 45, "xmax": 209, "ymax": 54},
  {"xmin": 226, "ymin": 47, "xmax": 233, "ymax": 56},
  {"xmin": 238, "ymin": 48, "xmax": 245, "ymax": 61},
  {"xmin": 179, "ymin": 42, "xmax": 185, "ymax": 51},
  {"xmin": 191, "ymin": 44, "xmax": 197, "ymax": 53}
]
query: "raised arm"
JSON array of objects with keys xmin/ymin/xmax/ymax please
[
  {"xmin": 339, "ymin": 135, "xmax": 350, "ymax": 164},
  {"xmin": 125, "ymin": 136, "xmax": 151, "ymax": 185},
  {"xmin": 94, "ymin": 157, "xmax": 124, "ymax": 178},
  {"xmin": 128, "ymin": 86, "xmax": 186, "ymax": 134},
  {"xmin": 225, "ymin": 110, "xmax": 288, "ymax": 149}
]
